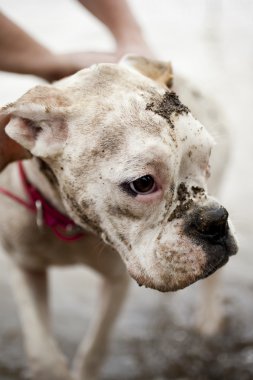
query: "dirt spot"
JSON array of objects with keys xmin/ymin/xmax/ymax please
[
  {"xmin": 146, "ymin": 91, "xmax": 189, "ymax": 128},
  {"xmin": 191, "ymin": 186, "xmax": 205, "ymax": 198},
  {"xmin": 168, "ymin": 199, "xmax": 194, "ymax": 221},
  {"xmin": 177, "ymin": 182, "xmax": 190, "ymax": 202},
  {"xmin": 168, "ymin": 182, "xmax": 193, "ymax": 221},
  {"xmin": 167, "ymin": 183, "xmax": 208, "ymax": 222}
]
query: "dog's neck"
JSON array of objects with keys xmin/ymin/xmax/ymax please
[
  {"xmin": 23, "ymin": 158, "xmax": 66, "ymax": 214},
  {"xmin": 23, "ymin": 158, "xmax": 104, "ymax": 236}
]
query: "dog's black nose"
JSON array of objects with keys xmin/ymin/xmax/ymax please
[{"xmin": 192, "ymin": 206, "xmax": 229, "ymax": 243}]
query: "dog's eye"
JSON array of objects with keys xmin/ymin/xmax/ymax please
[{"xmin": 129, "ymin": 175, "xmax": 156, "ymax": 195}]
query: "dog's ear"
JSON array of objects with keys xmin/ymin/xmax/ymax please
[
  {"xmin": 1, "ymin": 85, "xmax": 71, "ymax": 158},
  {"xmin": 0, "ymin": 114, "xmax": 32, "ymax": 172},
  {"xmin": 120, "ymin": 55, "xmax": 173, "ymax": 88}
]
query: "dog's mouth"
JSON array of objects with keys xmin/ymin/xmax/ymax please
[
  {"xmin": 121, "ymin": 215, "xmax": 238, "ymax": 293},
  {"xmin": 201, "ymin": 253, "xmax": 229, "ymax": 279},
  {"xmin": 200, "ymin": 232, "xmax": 238, "ymax": 279}
]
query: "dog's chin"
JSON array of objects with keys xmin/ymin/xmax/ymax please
[
  {"xmin": 129, "ymin": 258, "xmax": 228, "ymax": 292},
  {"xmin": 127, "ymin": 261, "xmax": 206, "ymax": 293},
  {"xmin": 129, "ymin": 269, "xmax": 204, "ymax": 292}
]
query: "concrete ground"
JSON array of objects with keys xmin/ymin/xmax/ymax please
[{"xmin": 0, "ymin": 0, "xmax": 252, "ymax": 379}]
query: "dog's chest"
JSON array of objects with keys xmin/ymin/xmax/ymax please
[{"xmin": 0, "ymin": 214, "xmax": 101, "ymax": 269}]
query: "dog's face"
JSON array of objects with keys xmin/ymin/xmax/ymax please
[{"xmin": 1, "ymin": 56, "xmax": 237, "ymax": 291}]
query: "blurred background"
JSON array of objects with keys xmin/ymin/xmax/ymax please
[{"xmin": 0, "ymin": 0, "xmax": 252, "ymax": 379}]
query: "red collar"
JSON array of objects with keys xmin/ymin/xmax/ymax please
[{"xmin": 0, "ymin": 161, "xmax": 84, "ymax": 242}]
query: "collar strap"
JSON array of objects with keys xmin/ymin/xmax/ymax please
[{"xmin": 0, "ymin": 162, "xmax": 84, "ymax": 242}]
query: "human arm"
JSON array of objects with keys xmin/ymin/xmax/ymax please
[
  {"xmin": 0, "ymin": 11, "xmax": 116, "ymax": 82},
  {"xmin": 78, "ymin": 0, "xmax": 152, "ymax": 57}
]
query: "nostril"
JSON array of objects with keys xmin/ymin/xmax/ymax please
[{"xmin": 193, "ymin": 206, "xmax": 229, "ymax": 241}]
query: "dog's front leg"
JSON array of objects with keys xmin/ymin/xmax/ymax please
[
  {"xmin": 11, "ymin": 264, "xmax": 73, "ymax": 380},
  {"xmin": 72, "ymin": 273, "xmax": 129, "ymax": 380},
  {"xmin": 196, "ymin": 270, "xmax": 224, "ymax": 335}
]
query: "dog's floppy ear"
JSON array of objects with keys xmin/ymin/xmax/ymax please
[
  {"xmin": 1, "ymin": 85, "xmax": 71, "ymax": 158},
  {"xmin": 120, "ymin": 55, "xmax": 173, "ymax": 88}
]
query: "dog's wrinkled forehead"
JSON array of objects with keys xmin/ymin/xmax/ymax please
[
  {"xmin": 57, "ymin": 63, "xmax": 167, "ymax": 120},
  {"xmin": 59, "ymin": 63, "xmax": 213, "ymax": 167}
]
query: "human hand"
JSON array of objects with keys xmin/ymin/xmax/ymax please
[
  {"xmin": 36, "ymin": 51, "xmax": 118, "ymax": 82},
  {"xmin": 1, "ymin": 49, "xmax": 118, "ymax": 83},
  {"xmin": 116, "ymin": 39, "xmax": 153, "ymax": 60}
]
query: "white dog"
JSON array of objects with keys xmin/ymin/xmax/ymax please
[{"xmin": 0, "ymin": 56, "xmax": 237, "ymax": 380}]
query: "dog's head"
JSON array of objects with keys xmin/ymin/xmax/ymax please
[{"xmin": 1, "ymin": 56, "xmax": 237, "ymax": 291}]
